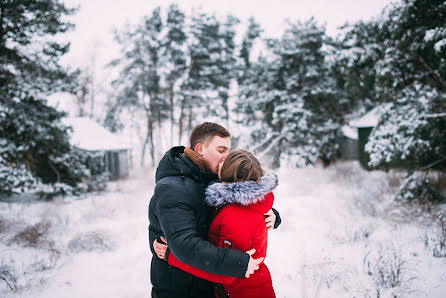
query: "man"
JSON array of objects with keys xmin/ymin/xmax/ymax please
[{"xmin": 148, "ymin": 122, "xmax": 280, "ymax": 297}]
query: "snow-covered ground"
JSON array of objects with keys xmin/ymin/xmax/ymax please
[{"xmin": 1, "ymin": 162, "xmax": 445, "ymax": 298}]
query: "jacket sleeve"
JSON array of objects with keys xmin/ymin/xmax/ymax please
[
  {"xmin": 168, "ymin": 251, "xmax": 236, "ymax": 284},
  {"xmin": 272, "ymin": 207, "xmax": 281, "ymax": 229},
  {"xmin": 155, "ymin": 180, "xmax": 249, "ymax": 278}
]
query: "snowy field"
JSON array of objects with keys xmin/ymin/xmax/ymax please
[{"xmin": 1, "ymin": 161, "xmax": 445, "ymax": 298}]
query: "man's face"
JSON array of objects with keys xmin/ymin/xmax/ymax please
[{"xmin": 197, "ymin": 136, "xmax": 231, "ymax": 174}]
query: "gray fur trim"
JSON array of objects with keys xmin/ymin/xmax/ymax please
[{"xmin": 205, "ymin": 172, "xmax": 278, "ymax": 206}]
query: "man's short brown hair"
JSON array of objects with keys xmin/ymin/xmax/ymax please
[{"xmin": 190, "ymin": 122, "xmax": 230, "ymax": 149}]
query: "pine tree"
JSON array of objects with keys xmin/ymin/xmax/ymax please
[
  {"xmin": 334, "ymin": 0, "xmax": 446, "ymax": 201},
  {"xmin": 0, "ymin": 0, "xmax": 95, "ymax": 198},
  {"xmin": 239, "ymin": 17, "xmax": 263, "ymax": 71},
  {"xmin": 163, "ymin": 4, "xmax": 187, "ymax": 146},
  {"xmin": 363, "ymin": 0, "xmax": 446, "ymax": 172},
  {"xmin": 180, "ymin": 11, "xmax": 240, "ymax": 136},
  {"xmin": 237, "ymin": 19, "xmax": 342, "ymax": 167},
  {"xmin": 108, "ymin": 7, "xmax": 169, "ymax": 166},
  {"xmin": 331, "ymin": 18, "xmax": 391, "ymax": 114}
]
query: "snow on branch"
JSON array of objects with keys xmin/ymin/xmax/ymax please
[
  {"xmin": 256, "ymin": 131, "xmax": 289, "ymax": 161},
  {"xmin": 248, "ymin": 132, "xmax": 280, "ymax": 153},
  {"xmin": 424, "ymin": 113, "xmax": 446, "ymax": 118}
]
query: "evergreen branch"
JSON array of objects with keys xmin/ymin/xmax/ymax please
[
  {"xmin": 412, "ymin": 53, "xmax": 446, "ymax": 91},
  {"xmin": 418, "ymin": 156, "xmax": 446, "ymax": 171},
  {"xmin": 47, "ymin": 160, "xmax": 61, "ymax": 183}
]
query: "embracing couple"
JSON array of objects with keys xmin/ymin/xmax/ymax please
[{"xmin": 148, "ymin": 122, "xmax": 281, "ymax": 298}]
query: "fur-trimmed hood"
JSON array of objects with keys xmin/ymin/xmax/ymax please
[{"xmin": 205, "ymin": 172, "xmax": 278, "ymax": 207}]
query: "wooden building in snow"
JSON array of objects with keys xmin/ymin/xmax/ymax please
[
  {"xmin": 65, "ymin": 117, "xmax": 131, "ymax": 179},
  {"xmin": 349, "ymin": 104, "xmax": 391, "ymax": 169}
]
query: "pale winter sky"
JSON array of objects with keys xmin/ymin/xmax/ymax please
[
  {"xmin": 53, "ymin": 0, "xmax": 395, "ymax": 115},
  {"xmin": 61, "ymin": 0, "xmax": 395, "ymax": 68}
]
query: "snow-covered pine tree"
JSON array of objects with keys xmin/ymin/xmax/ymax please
[
  {"xmin": 237, "ymin": 19, "xmax": 342, "ymax": 168},
  {"xmin": 365, "ymin": 0, "xmax": 445, "ymax": 172},
  {"xmin": 0, "ymin": 0, "xmax": 97, "ymax": 198},
  {"xmin": 163, "ymin": 4, "xmax": 187, "ymax": 146},
  {"xmin": 108, "ymin": 7, "xmax": 169, "ymax": 166},
  {"xmin": 331, "ymin": 17, "xmax": 392, "ymax": 115},
  {"xmin": 239, "ymin": 17, "xmax": 263, "ymax": 72},
  {"xmin": 351, "ymin": 0, "xmax": 446, "ymax": 201},
  {"xmin": 180, "ymin": 11, "xmax": 239, "ymax": 134}
]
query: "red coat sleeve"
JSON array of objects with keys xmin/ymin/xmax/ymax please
[{"xmin": 168, "ymin": 252, "xmax": 236, "ymax": 284}]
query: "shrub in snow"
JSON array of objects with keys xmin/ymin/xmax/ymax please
[
  {"xmin": 0, "ymin": 139, "xmax": 108, "ymax": 199},
  {"xmin": 0, "ymin": 157, "xmax": 39, "ymax": 196},
  {"xmin": 9, "ymin": 222, "xmax": 53, "ymax": 249},
  {"xmin": 0, "ymin": 218, "xmax": 5, "ymax": 234},
  {"xmin": 0, "ymin": 264, "xmax": 17, "ymax": 292},
  {"xmin": 0, "ymin": 97, "xmax": 110, "ymax": 199},
  {"xmin": 395, "ymin": 172, "xmax": 444, "ymax": 203},
  {"xmin": 365, "ymin": 89, "xmax": 445, "ymax": 203},
  {"xmin": 68, "ymin": 231, "xmax": 112, "ymax": 253},
  {"xmin": 425, "ymin": 222, "xmax": 446, "ymax": 258},
  {"xmin": 366, "ymin": 91, "xmax": 445, "ymax": 171},
  {"xmin": 363, "ymin": 245, "xmax": 417, "ymax": 296},
  {"xmin": 29, "ymin": 249, "xmax": 61, "ymax": 273}
]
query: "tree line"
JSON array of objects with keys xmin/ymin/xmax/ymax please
[
  {"xmin": 106, "ymin": 1, "xmax": 445, "ymax": 172},
  {"xmin": 0, "ymin": 0, "xmax": 444, "ymax": 199}
]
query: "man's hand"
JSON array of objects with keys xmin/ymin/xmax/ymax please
[
  {"xmin": 245, "ymin": 249, "xmax": 264, "ymax": 278},
  {"xmin": 154, "ymin": 236, "xmax": 168, "ymax": 260},
  {"xmin": 264, "ymin": 209, "xmax": 276, "ymax": 231}
]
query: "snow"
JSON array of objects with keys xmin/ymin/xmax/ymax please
[
  {"xmin": 349, "ymin": 103, "xmax": 392, "ymax": 128},
  {"xmin": 434, "ymin": 39, "xmax": 446, "ymax": 53},
  {"xmin": 1, "ymin": 162, "xmax": 446, "ymax": 297},
  {"xmin": 341, "ymin": 125, "xmax": 358, "ymax": 140},
  {"xmin": 63, "ymin": 117, "xmax": 131, "ymax": 151}
]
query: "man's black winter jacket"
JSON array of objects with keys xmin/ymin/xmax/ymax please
[{"xmin": 148, "ymin": 146, "xmax": 249, "ymax": 298}]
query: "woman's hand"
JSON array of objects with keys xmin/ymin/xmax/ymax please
[
  {"xmin": 154, "ymin": 236, "xmax": 168, "ymax": 260},
  {"xmin": 264, "ymin": 209, "xmax": 276, "ymax": 231}
]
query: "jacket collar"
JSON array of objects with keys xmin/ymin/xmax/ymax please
[
  {"xmin": 205, "ymin": 172, "xmax": 278, "ymax": 207},
  {"xmin": 155, "ymin": 146, "xmax": 217, "ymax": 184}
]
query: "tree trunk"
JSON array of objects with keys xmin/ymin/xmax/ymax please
[
  {"xmin": 141, "ymin": 116, "xmax": 156, "ymax": 167},
  {"xmin": 140, "ymin": 128, "xmax": 149, "ymax": 167},
  {"xmin": 169, "ymin": 82, "xmax": 174, "ymax": 147},
  {"xmin": 90, "ymin": 74, "xmax": 95, "ymax": 118},
  {"xmin": 178, "ymin": 97, "xmax": 186, "ymax": 145},
  {"xmin": 149, "ymin": 117, "xmax": 155, "ymax": 167},
  {"xmin": 222, "ymin": 94, "xmax": 229, "ymax": 128},
  {"xmin": 187, "ymin": 106, "xmax": 193, "ymax": 139}
]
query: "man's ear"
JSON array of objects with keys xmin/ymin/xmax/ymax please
[{"xmin": 195, "ymin": 143, "xmax": 203, "ymax": 155}]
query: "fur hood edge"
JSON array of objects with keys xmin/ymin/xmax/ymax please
[{"xmin": 205, "ymin": 172, "xmax": 278, "ymax": 207}]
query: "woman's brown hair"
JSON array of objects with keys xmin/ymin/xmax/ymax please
[{"xmin": 219, "ymin": 149, "xmax": 264, "ymax": 183}]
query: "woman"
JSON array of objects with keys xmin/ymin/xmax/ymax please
[{"xmin": 168, "ymin": 149, "xmax": 278, "ymax": 297}]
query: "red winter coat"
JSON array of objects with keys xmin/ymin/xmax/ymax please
[{"xmin": 168, "ymin": 173, "xmax": 278, "ymax": 298}]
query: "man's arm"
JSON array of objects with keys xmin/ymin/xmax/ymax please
[
  {"xmin": 154, "ymin": 207, "xmax": 282, "ymax": 258},
  {"xmin": 168, "ymin": 247, "xmax": 262, "ymax": 283},
  {"xmin": 155, "ymin": 181, "xmax": 249, "ymax": 277}
]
